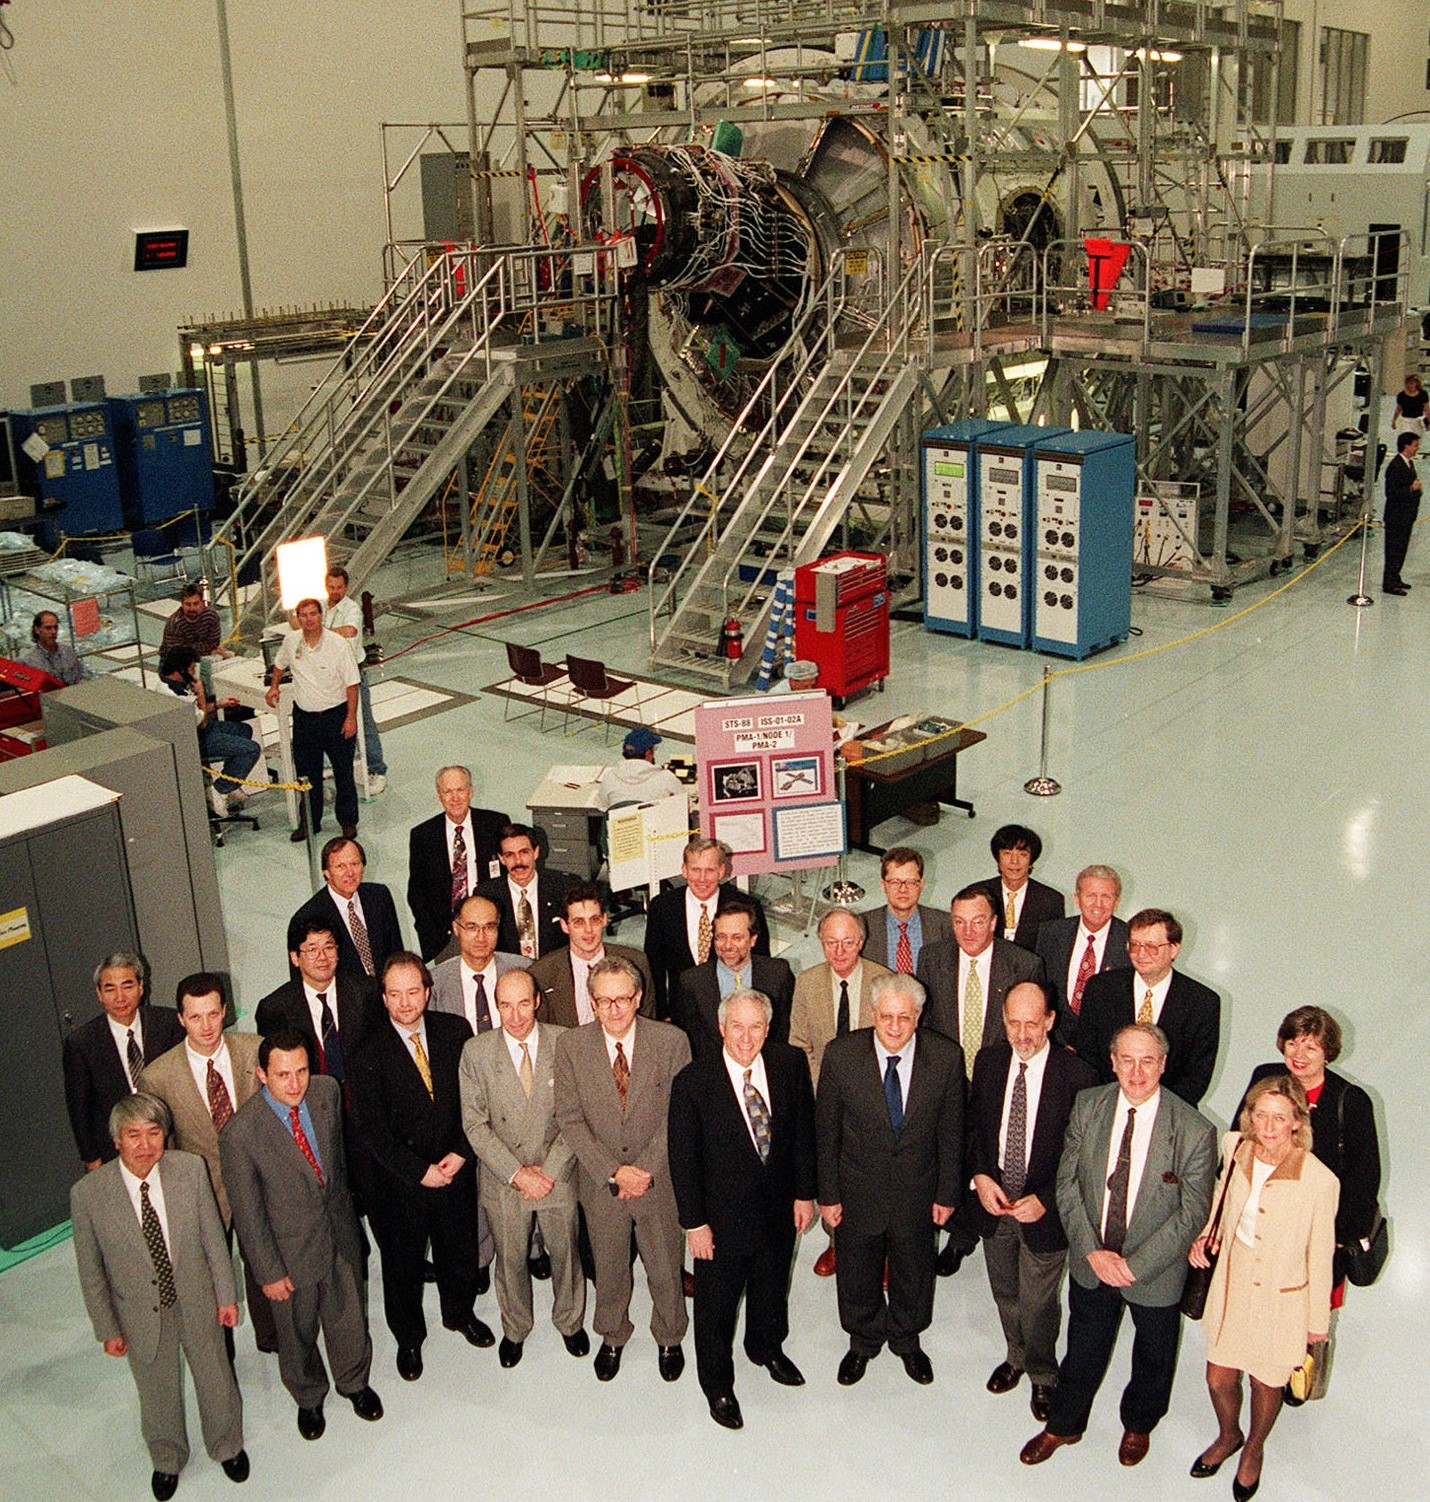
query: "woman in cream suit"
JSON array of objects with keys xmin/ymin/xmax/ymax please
[{"xmin": 1187, "ymin": 1074, "xmax": 1339, "ymax": 1501}]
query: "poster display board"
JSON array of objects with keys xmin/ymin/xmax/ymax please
[
  {"xmin": 605, "ymin": 792, "xmax": 690, "ymax": 897},
  {"xmin": 693, "ymin": 692, "xmax": 842, "ymax": 877}
]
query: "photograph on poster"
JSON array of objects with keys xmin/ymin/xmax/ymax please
[
  {"xmin": 710, "ymin": 760, "xmax": 762, "ymax": 804},
  {"xmin": 772, "ymin": 801, "xmax": 845, "ymax": 862},
  {"xmin": 770, "ymin": 754, "xmax": 822, "ymax": 799},
  {"xmin": 712, "ymin": 811, "xmax": 766, "ymax": 855}
]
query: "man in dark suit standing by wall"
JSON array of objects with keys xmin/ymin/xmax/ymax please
[
  {"xmin": 220, "ymin": 1030, "xmax": 383, "ymax": 1442},
  {"xmin": 1382, "ymin": 428, "xmax": 1421, "ymax": 594},
  {"xmin": 968, "ymin": 981, "xmax": 1097, "ymax": 1423},
  {"xmin": 979, "ymin": 824, "xmax": 1064, "ymax": 954},
  {"xmin": 349, "ymin": 953, "xmax": 492, "ymax": 1382},
  {"xmin": 64, "ymin": 952, "xmax": 184, "ymax": 1170},
  {"xmin": 1020, "ymin": 1023, "xmax": 1215, "ymax": 1470},
  {"xmin": 1034, "ymin": 864, "xmax": 1131, "ymax": 1045},
  {"xmin": 288, "ymin": 837, "xmax": 405, "ymax": 982},
  {"xmin": 476, "ymin": 823, "xmax": 574, "ymax": 960},
  {"xmin": 407, "ymin": 764, "xmax": 509, "ymax": 962},
  {"xmin": 669, "ymin": 988, "xmax": 817, "ymax": 1429},
  {"xmin": 673, "ymin": 895, "xmax": 795, "ymax": 1060},
  {"xmin": 816, "ymin": 972, "xmax": 964, "ymax": 1387},
  {"xmin": 1076, "ymin": 908, "xmax": 1220, "ymax": 1107}
]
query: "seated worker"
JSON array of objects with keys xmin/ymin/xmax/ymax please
[
  {"xmin": 597, "ymin": 727, "xmax": 686, "ymax": 810},
  {"xmin": 160, "ymin": 646, "xmax": 261, "ymax": 818},
  {"xmin": 19, "ymin": 609, "xmax": 87, "ymax": 685}
]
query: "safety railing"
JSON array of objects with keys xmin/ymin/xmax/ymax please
[{"xmin": 1039, "ymin": 237, "xmax": 1153, "ymax": 351}]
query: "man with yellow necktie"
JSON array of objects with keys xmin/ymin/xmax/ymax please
[
  {"xmin": 1074, "ymin": 909, "xmax": 1220, "ymax": 1107},
  {"xmin": 476, "ymin": 823, "xmax": 575, "ymax": 961}
]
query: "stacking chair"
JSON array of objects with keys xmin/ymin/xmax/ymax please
[
  {"xmin": 503, "ymin": 641, "xmax": 567, "ymax": 730},
  {"xmin": 564, "ymin": 653, "xmax": 637, "ymax": 742}
]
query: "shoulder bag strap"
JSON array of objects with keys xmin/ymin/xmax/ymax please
[{"xmin": 1204, "ymin": 1134, "xmax": 1244, "ymax": 1253}]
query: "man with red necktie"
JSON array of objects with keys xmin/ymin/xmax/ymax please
[
  {"xmin": 1033, "ymin": 864, "xmax": 1131, "ymax": 1046},
  {"xmin": 860, "ymin": 848, "xmax": 953, "ymax": 975}
]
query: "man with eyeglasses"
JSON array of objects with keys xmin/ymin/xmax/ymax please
[
  {"xmin": 1074, "ymin": 908, "xmax": 1220, "ymax": 1107},
  {"xmin": 861, "ymin": 847, "xmax": 952, "ymax": 975},
  {"xmin": 554, "ymin": 956, "xmax": 691, "ymax": 1384},
  {"xmin": 429, "ymin": 894, "xmax": 528, "ymax": 1035},
  {"xmin": 529, "ymin": 882, "xmax": 654, "ymax": 1030}
]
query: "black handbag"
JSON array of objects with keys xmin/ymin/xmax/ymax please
[
  {"xmin": 1181, "ymin": 1136, "xmax": 1241, "ymax": 1320},
  {"xmin": 1335, "ymin": 1087, "xmax": 1388, "ymax": 1287}
]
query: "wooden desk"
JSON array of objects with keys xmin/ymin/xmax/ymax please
[{"xmin": 842, "ymin": 722, "xmax": 987, "ymax": 855}]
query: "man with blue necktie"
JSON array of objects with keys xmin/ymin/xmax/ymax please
[{"xmin": 672, "ymin": 895, "xmax": 795, "ymax": 1061}]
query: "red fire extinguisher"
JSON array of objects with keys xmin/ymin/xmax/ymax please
[{"xmin": 722, "ymin": 616, "xmax": 743, "ymax": 660}]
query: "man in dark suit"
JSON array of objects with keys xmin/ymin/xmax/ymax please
[
  {"xmin": 406, "ymin": 764, "xmax": 509, "ymax": 961},
  {"xmin": 979, "ymin": 823, "xmax": 1065, "ymax": 953},
  {"xmin": 349, "ymin": 952, "xmax": 492, "ymax": 1382},
  {"xmin": 1382, "ymin": 428, "xmax": 1421, "ymax": 594},
  {"xmin": 529, "ymin": 882, "xmax": 654, "ymax": 1029},
  {"xmin": 220, "ymin": 1029, "xmax": 383, "ymax": 1441},
  {"xmin": 1075, "ymin": 908, "xmax": 1220, "ymax": 1107},
  {"xmin": 669, "ymin": 988, "xmax": 817, "ymax": 1429},
  {"xmin": 643, "ymin": 837, "xmax": 770, "ymax": 1019},
  {"xmin": 1021, "ymin": 1022, "xmax": 1216, "ymax": 1469},
  {"xmin": 673, "ymin": 895, "xmax": 795, "ymax": 1060},
  {"xmin": 968, "ymin": 981, "xmax": 1097, "ymax": 1423},
  {"xmin": 476, "ymin": 823, "xmax": 575, "ymax": 960},
  {"xmin": 554, "ymin": 956, "xmax": 691, "ymax": 1383},
  {"xmin": 861, "ymin": 846, "xmax": 952, "ymax": 973},
  {"xmin": 1035, "ymin": 864, "xmax": 1131, "ymax": 1045},
  {"xmin": 64, "ymin": 951, "xmax": 184, "ymax": 1170},
  {"xmin": 816, "ymin": 972, "xmax": 965, "ymax": 1387},
  {"xmin": 71, "ymin": 1093, "xmax": 247, "ymax": 1501},
  {"xmin": 288, "ymin": 837, "xmax": 405, "ymax": 982}
]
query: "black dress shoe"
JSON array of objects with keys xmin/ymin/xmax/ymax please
[
  {"xmin": 837, "ymin": 1349, "xmax": 869, "ymax": 1386},
  {"xmin": 762, "ymin": 1351, "xmax": 805, "ymax": 1387},
  {"xmin": 396, "ymin": 1344, "xmax": 423, "ymax": 1381},
  {"xmin": 936, "ymin": 1240, "xmax": 968, "ymax": 1277},
  {"xmin": 1385, "ymin": 585, "xmax": 1409, "ymax": 596},
  {"xmin": 900, "ymin": 1347, "xmax": 934, "ymax": 1385},
  {"xmin": 498, "ymin": 1337, "xmax": 524, "ymax": 1368},
  {"xmin": 709, "ymin": 1393, "xmax": 744, "ymax": 1430},
  {"xmin": 658, "ymin": 1343, "xmax": 685, "ymax": 1381},
  {"xmin": 1232, "ymin": 1476, "xmax": 1260, "ymax": 1502},
  {"xmin": 562, "ymin": 1329, "xmax": 591, "ymax": 1358},
  {"xmin": 1190, "ymin": 1437, "xmax": 1243, "ymax": 1479},
  {"xmin": 528, "ymin": 1252, "xmax": 552, "ymax": 1281},
  {"xmin": 444, "ymin": 1313, "xmax": 496, "ymax": 1348},
  {"xmin": 594, "ymin": 1342, "xmax": 622, "ymax": 1381},
  {"xmin": 297, "ymin": 1404, "xmax": 325, "ymax": 1441},
  {"xmin": 151, "ymin": 1473, "xmax": 178, "ymax": 1501},
  {"xmin": 347, "ymin": 1386, "xmax": 384, "ymax": 1421},
  {"xmin": 1030, "ymin": 1383, "xmax": 1054, "ymax": 1423},
  {"xmin": 474, "ymin": 1264, "xmax": 491, "ymax": 1296},
  {"xmin": 221, "ymin": 1450, "xmax": 250, "ymax": 1483},
  {"xmin": 987, "ymin": 1361, "xmax": 1024, "ymax": 1394}
]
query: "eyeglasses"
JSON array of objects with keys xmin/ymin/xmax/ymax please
[
  {"xmin": 454, "ymin": 920, "xmax": 499, "ymax": 934},
  {"xmin": 883, "ymin": 877, "xmax": 922, "ymax": 888},
  {"xmin": 822, "ymin": 937, "xmax": 863, "ymax": 950},
  {"xmin": 593, "ymin": 993, "xmax": 639, "ymax": 1008},
  {"xmin": 296, "ymin": 943, "xmax": 338, "ymax": 959},
  {"xmin": 1128, "ymin": 940, "xmax": 1172, "ymax": 954}
]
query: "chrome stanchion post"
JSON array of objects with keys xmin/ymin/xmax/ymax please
[
  {"xmin": 1347, "ymin": 506, "xmax": 1374, "ymax": 608},
  {"xmin": 1024, "ymin": 665, "xmax": 1062, "ymax": 797},
  {"xmin": 823, "ymin": 761, "xmax": 865, "ymax": 904}
]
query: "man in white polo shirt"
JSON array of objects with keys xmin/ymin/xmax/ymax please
[{"xmin": 266, "ymin": 597, "xmax": 360, "ymax": 842}]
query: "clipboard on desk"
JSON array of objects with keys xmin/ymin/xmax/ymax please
[{"xmin": 606, "ymin": 793, "xmax": 690, "ymax": 898}]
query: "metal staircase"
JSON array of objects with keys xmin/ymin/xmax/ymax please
[{"xmin": 647, "ymin": 251, "xmax": 930, "ymax": 689}]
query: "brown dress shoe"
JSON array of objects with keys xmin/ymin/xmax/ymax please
[
  {"xmin": 986, "ymin": 1362, "xmax": 1023, "ymax": 1394},
  {"xmin": 1020, "ymin": 1430, "xmax": 1082, "ymax": 1466},
  {"xmin": 1119, "ymin": 1431, "xmax": 1151, "ymax": 1466},
  {"xmin": 813, "ymin": 1244, "xmax": 837, "ymax": 1277}
]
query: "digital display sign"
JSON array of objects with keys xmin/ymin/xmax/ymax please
[{"xmin": 133, "ymin": 230, "xmax": 190, "ymax": 271}]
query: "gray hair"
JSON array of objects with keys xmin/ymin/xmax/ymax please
[
  {"xmin": 682, "ymin": 835, "xmax": 733, "ymax": 872},
  {"xmin": 588, "ymin": 954, "xmax": 643, "ymax": 997},
  {"xmin": 818, "ymin": 907, "xmax": 867, "ymax": 941},
  {"xmin": 870, "ymin": 971, "xmax": 926, "ymax": 1013},
  {"xmin": 1111, "ymin": 1021, "xmax": 1169, "ymax": 1058},
  {"xmin": 109, "ymin": 1091, "xmax": 172, "ymax": 1141},
  {"xmin": 1075, "ymin": 864, "xmax": 1122, "ymax": 899},
  {"xmin": 718, "ymin": 987, "xmax": 774, "ymax": 1027},
  {"xmin": 94, "ymin": 951, "xmax": 146, "ymax": 989},
  {"xmin": 435, "ymin": 764, "xmax": 472, "ymax": 788}
]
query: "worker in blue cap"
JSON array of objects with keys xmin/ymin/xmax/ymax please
[{"xmin": 597, "ymin": 726, "xmax": 686, "ymax": 809}]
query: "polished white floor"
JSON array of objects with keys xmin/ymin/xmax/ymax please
[{"xmin": 4, "ymin": 533, "xmax": 1426, "ymax": 1501}]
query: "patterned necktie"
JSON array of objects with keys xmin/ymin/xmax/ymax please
[
  {"xmin": 348, "ymin": 898, "xmax": 374, "ymax": 975},
  {"xmin": 1103, "ymin": 1106, "xmax": 1136, "ymax": 1253},
  {"xmin": 1071, "ymin": 934, "xmax": 1097, "ymax": 1016},
  {"xmin": 962, "ymin": 961, "xmax": 983, "ymax": 1080},
  {"xmin": 289, "ymin": 1105, "xmax": 325, "ymax": 1185},
  {"xmin": 696, "ymin": 903, "xmax": 712, "ymax": 964},
  {"xmin": 409, "ymin": 1031, "xmax": 433, "ymax": 1097},
  {"xmin": 518, "ymin": 1041, "xmax": 534, "ymax": 1099},
  {"xmin": 895, "ymin": 921, "xmax": 913, "ymax": 975},
  {"xmin": 743, "ymin": 1068, "xmax": 772, "ymax": 1162},
  {"xmin": 126, "ymin": 1027, "xmax": 144, "ymax": 1091},
  {"xmin": 883, "ymin": 1053, "xmax": 905, "ymax": 1140},
  {"xmin": 836, "ymin": 979, "xmax": 851, "ymax": 1038},
  {"xmin": 517, "ymin": 891, "xmax": 536, "ymax": 958},
  {"xmin": 473, "ymin": 971, "xmax": 492, "ymax": 1033},
  {"xmin": 207, "ymin": 1059, "xmax": 234, "ymax": 1131},
  {"xmin": 139, "ymin": 1180, "xmax": 177, "ymax": 1308},
  {"xmin": 612, "ymin": 1040, "xmax": 629, "ymax": 1111},
  {"xmin": 317, "ymin": 992, "xmax": 344, "ymax": 1082},
  {"xmin": 1005, "ymin": 890, "xmax": 1017, "ymax": 935},
  {"xmin": 1137, "ymin": 987, "xmax": 1154, "ymax": 1025},
  {"xmin": 450, "ymin": 824, "xmax": 469, "ymax": 908},
  {"xmin": 1003, "ymin": 1062, "xmax": 1028, "ymax": 1200}
]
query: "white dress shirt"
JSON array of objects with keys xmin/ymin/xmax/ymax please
[
  {"xmin": 602, "ymin": 1024, "xmax": 636, "ymax": 1071},
  {"xmin": 460, "ymin": 961, "xmax": 499, "ymax": 1033},
  {"xmin": 570, "ymin": 948, "xmax": 603, "ymax": 1026},
  {"xmin": 107, "ymin": 1014, "xmax": 145, "ymax": 1078},
  {"xmin": 1099, "ymin": 1086, "xmax": 1163, "ymax": 1239},
  {"xmin": 184, "ymin": 1039, "xmax": 236, "ymax": 1106},
  {"xmin": 723, "ymin": 1048, "xmax": 772, "ymax": 1152},
  {"xmin": 874, "ymin": 1032, "xmax": 917, "ymax": 1108},
  {"xmin": 998, "ymin": 1040, "xmax": 1051, "ymax": 1174},
  {"xmin": 119, "ymin": 1160, "xmax": 170, "ymax": 1241},
  {"xmin": 999, "ymin": 883, "xmax": 1025, "ymax": 939},
  {"xmin": 503, "ymin": 1023, "xmax": 540, "ymax": 1076},
  {"xmin": 955, "ymin": 947, "xmax": 993, "ymax": 1040},
  {"xmin": 302, "ymin": 981, "xmax": 337, "ymax": 1040},
  {"xmin": 829, "ymin": 962, "xmax": 862, "ymax": 1025},
  {"xmin": 329, "ymin": 885, "xmax": 369, "ymax": 950},
  {"xmin": 1065, "ymin": 922, "xmax": 1113, "ymax": 1008},
  {"xmin": 508, "ymin": 875, "xmax": 540, "ymax": 955},
  {"xmin": 684, "ymin": 888, "xmax": 717, "ymax": 962},
  {"xmin": 1134, "ymin": 971, "xmax": 1175, "ymax": 1025}
]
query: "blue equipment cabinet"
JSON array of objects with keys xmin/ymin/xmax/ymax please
[
  {"xmin": 921, "ymin": 419, "xmax": 1015, "ymax": 637},
  {"xmin": 974, "ymin": 424, "xmax": 1070, "ymax": 649},
  {"xmin": 107, "ymin": 389, "xmax": 215, "ymax": 527},
  {"xmin": 8, "ymin": 403, "xmax": 124, "ymax": 540},
  {"xmin": 1031, "ymin": 430, "xmax": 1136, "ymax": 659}
]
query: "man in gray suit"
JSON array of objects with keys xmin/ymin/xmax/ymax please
[
  {"xmin": 861, "ymin": 847, "xmax": 952, "ymax": 974},
  {"xmin": 1020, "ymin": 1023, "xmax": 1216, "ymax": 1470},
  {"xmin": 430, "ymin": 893, "xmax": 528, "ymax": 1035},
  {"xmin": 220, "ymin": 1029, "xmax": 383, "ymax": 1442},
  {"xmin": 460, "ymin": 967, "xmax": 589, "ymax": 1367},
  {"xmin": 554, "ymin": 955, "xmax": 691, "ymax": 1383},
  {"xmin": 71, "ymin": 1093, "xmax": 247, "ymax": 1501}
]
